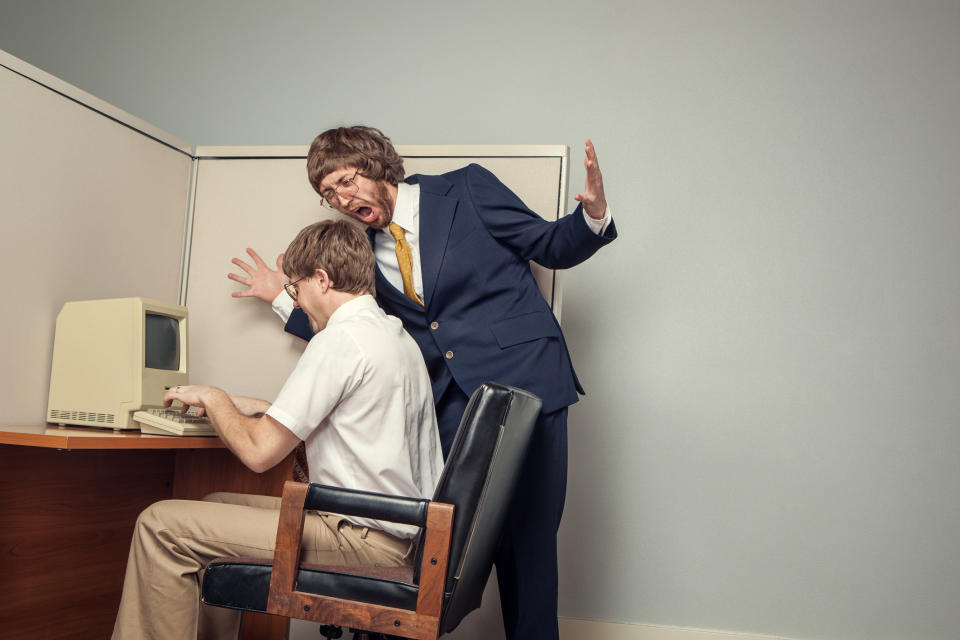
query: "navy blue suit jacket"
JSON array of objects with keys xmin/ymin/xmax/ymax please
[{"xmin": 285, "ymin": 163, "xmax": 616, "ymax": 414}]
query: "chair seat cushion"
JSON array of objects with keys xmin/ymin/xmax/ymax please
[{"xmin": 202, "ymin": 558, "xmax": 418, "ymax": 613}]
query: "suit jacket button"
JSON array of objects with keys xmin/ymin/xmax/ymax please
[
  {"xmin": 430, "ymin": 321, "xmax": 439, "ymax": 330},
  {"xmin": 445, "ymin": 350, "xmax": 454, "ymax": 360}
]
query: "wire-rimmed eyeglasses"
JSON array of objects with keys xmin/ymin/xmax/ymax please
[
  {"xmin": 320, "ymin": 167, "xmax": 360, "ymax": 209},
  {"xmin": 284, "ymin": 274, "xmax": 309, "ymax": 301}
]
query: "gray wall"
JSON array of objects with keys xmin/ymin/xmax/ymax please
[{"xmin": 2, "ymin": 1, "xmax": 959, "ymax": 639}]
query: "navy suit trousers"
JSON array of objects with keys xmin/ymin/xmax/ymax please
[{"xmin": 437, "ymin": 383, "xmax": 568, "ymax": 640}]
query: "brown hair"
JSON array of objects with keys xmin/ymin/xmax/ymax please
[
  {"xmin": 306, "ymin": 125, "xmax": 406, "ymax": 195},
  {"xmin": 283, "ymin": 220, "xmax": 375, "ymax": 295}
]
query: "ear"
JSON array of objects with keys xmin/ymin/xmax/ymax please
[{"xmin": 314, "ymin": 268, "xmax": 333, "ymax": 293}]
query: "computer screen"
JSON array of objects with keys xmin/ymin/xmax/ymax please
[
  {"xmin": 47, "ymin": 297, "xmax": 189, "ymax": 429},
  {"xmin": 145, "ymin": 312, "xmax": 181, "ymax": 371}
]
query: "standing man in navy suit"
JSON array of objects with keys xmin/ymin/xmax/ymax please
[{"xmin": 230, "ymin": 126, "xmax": 616, "ymax": 640}]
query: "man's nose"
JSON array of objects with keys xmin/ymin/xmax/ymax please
[{"xmin": 333, "ymin": 191, "xmax": 352, "ymax": 209}]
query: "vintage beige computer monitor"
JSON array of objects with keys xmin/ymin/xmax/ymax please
[{"xmin": 46, "ymin": 297, "xmax": 189, "ymax": 429}]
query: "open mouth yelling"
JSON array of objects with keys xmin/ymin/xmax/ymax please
[{"xmin": 352, "ymin": 206, "xmax": 379, "ymax": 225}]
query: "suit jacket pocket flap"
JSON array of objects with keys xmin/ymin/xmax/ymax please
[{"xmin": 490, "ymin": 310, "xmax": 560, "ymax": 348}]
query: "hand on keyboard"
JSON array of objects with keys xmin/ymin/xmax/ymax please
[
  {"xmin": 145, "ymin": 408, "xmax": 211, "ymax": 424},
  {"xmin": 133, "ymin": 408, "xmax": 216, "ymax": 436}
]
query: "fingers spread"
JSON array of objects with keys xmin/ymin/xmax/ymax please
[
  {"xmin": 231, "ymin": 257, "xmax": 254, "ymax": 275},
  {"xmin": 246, "ymin": 247, "xmax": 267, "ymax": 267}
]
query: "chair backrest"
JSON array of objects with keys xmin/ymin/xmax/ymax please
[{"xmin": 432, "ymin": 382, "xmax": 541, "ymax": 633}]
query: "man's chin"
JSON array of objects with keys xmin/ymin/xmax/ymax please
[{"xmin": 367, "ymin": 215, "xmax": 391, "ymax": 230}]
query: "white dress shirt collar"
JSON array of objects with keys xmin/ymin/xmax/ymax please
[
  {"xmin": 325, "ymin": 294, "xmax": 379, "ymax": 329},
  {"xmin": 390, "ymin": 182, "xmax": 419, "ymax": 234}
]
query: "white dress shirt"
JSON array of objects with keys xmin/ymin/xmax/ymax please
[
  {"xmin": 266, "ymin": 295, "xmax": 443, "ymax": 539},
  {"xmin": 373, "ymin": 182, "xmax": 424, "ymax": 299}
]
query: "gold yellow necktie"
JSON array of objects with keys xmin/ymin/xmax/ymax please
[{"xmin": 388, "ymin": 222, "xmax": 424, "ymax": 306}]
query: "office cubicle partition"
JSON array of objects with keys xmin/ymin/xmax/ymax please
[
  {"xmin": 0, "ymin": 51, "xmax": 193, "ymax": 425},
  {"xmin": 185, "ymin": 147, "xmax": 568, "ymax": 400},
  {"xmin": 0, "ymin": 48, "xmax": 569, "ymax": 424}
]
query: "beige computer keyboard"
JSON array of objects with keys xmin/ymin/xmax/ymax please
[{"xmin": 133, "ymin": 408, "xmax": 217, "ymax": 436}]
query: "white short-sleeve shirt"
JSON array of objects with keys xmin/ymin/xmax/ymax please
[{"xmin": 266, "ymin": 295, "xmax": 443, "ymax": 538}]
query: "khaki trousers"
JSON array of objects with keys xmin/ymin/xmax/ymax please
[{"xmin": 112, "ymin": 492, "xmax": 413, "ymax": 640}]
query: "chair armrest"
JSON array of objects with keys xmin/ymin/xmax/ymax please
[
  {"xmin": 267, "ymin": 481, "xmax": 455, "ymax": 638},
  {"xmin": 304, "ymin": 483, "xmax": 430, "ymax": 527}
]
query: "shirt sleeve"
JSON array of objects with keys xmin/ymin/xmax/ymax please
[
  {"xmin": 583, "ymin": 204, "xmax": 613, "ymax": 235},
  {"xmin": 265, "ymin": 331, "xmax": 363, "ymax": 441},
  {"xmin": 272, "ymin": 290, "xmax": 295, "ymax": 323}
]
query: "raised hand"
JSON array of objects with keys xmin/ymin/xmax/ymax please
[
  {"xmin": 228, "ymin": 248, "xmax": 286, "ymax": 303},
  {"xmin": 573, "ymin": 139, "xmax": 607, "ymax": 220}
]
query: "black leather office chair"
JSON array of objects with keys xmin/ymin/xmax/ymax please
[{"xmin": 201, "ymin": 382, "xmax": 542, "ymax": 639}]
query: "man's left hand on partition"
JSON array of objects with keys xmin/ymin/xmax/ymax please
[
  {"xmin": 573, "ymin": 139, "xmax": 608, "ymax": 220},
  {"xmin": 228, "ymin": 248, "xmax": 286, "ymax": 303}
]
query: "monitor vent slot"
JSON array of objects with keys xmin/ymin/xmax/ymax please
[{"xmin": 48, "ymin": 409, "xmax": 116, "ymax": 424}]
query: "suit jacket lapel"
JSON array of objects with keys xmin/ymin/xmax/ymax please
[{"xmin": 407, "ymin": 174, "xmax": 456, "ymax": 310}]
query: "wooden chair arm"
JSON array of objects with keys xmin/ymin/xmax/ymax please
[
  {"xmin": 267, "ymin": 481, "xmax": 310, "ymax": 613},
  {"xmin": 266, "ymin": 480, "xmax": 455, "ymax": 640}
]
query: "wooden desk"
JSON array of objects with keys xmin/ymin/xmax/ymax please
[{"xmin": 0, "ymin": 425, "xmax": 292, "ymax": 639}]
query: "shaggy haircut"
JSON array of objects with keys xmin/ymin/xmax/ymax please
[
  {"xmin": 282, "ymin": 219, "xmax": 376, "ymax": 295},
  {"xmin": 306, "ymin": 125, "xmax": 406, "ymax": 195}
]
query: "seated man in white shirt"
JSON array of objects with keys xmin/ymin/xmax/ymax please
[{"xmin": 111, "ymin": 219, "xmax": 444, "ymax": 640}]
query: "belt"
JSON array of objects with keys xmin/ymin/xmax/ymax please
[{"xmin": 336, "ymin": 519, "xmax": 415, "ymax": 558}]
